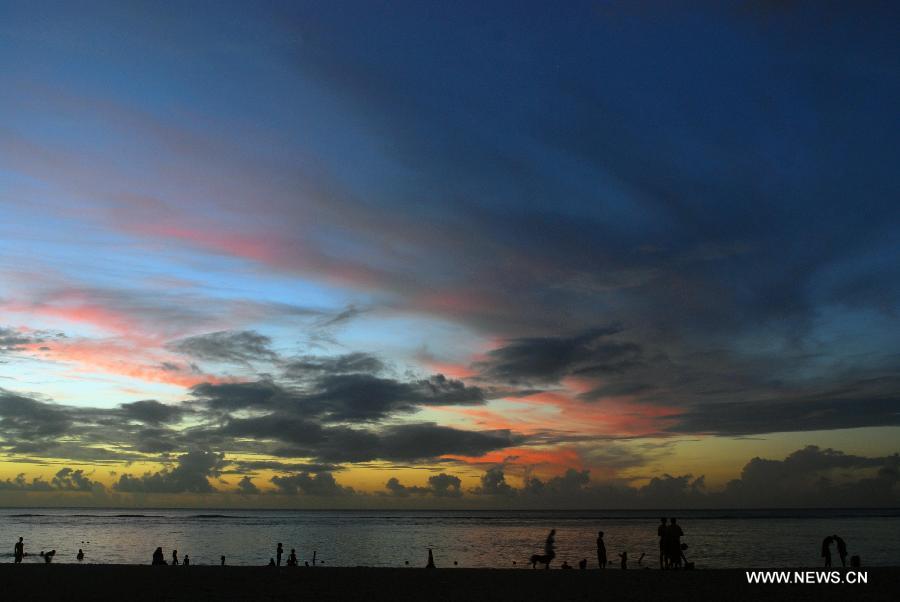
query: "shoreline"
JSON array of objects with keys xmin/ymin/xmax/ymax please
[{"xmin": 3, "ymin": 565, "xmax": 898, "ymax": 601}]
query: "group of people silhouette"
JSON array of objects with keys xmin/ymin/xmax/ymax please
[
  {"xmin": 821, "ymin": 535, "xmax": 850, "ymax": 568},
  {"xmin": 530, "ymin": 520, "xmax": 691, "ymax": 570},
  {"xmin": 657, "ymin": 517, "xmax": 688, "ymax": 569},
  {"xmin": 11, "ymin": 526, "xmax": 859, "ymax": 569}
]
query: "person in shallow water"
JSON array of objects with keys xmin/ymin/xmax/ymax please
[
  {"xmin": 77, "ymin": 549, "xmax": 84, "ymax": 561},
  {"xmin": 426, "ymin": 548, "xmax": 435, "ymax": 569},
  {"xmin": 287, "ymin": 548, "xmax": 298, "ymax": 566},
  {"xmin": 276, "ymin": 543, "xmax": 283, "ymax": 566},
  {"xmin": 152, "ymin": 547, "xmax": 166, "ymax": 565},
  {"xmin": 171, "ymin": 549, "xmax": 179, "ymax": 566},
  {"xmin": 667, "ymin": 518, "xmax": 684, "ymax": 569},
  {"xmin": 14, "ymin": 537, "xmax": 24, "ymax": 563},
  {"xmin": 833, "ymin": 535, "xmax": 848, "ymax": 568},
  {"xmin": 657, "ymin": 518, "xmax": 668, "ymax": 569},
  {"xmin": 822, "ymin": 536, "xmax": 834, "ymax": 568},
  {"xmin": 183, "ymin": 554, "xmax": 190, "ymax": 566},
  {"xmin": 596, "ymin": 531, "xmax": 607, "ymax": 569}
]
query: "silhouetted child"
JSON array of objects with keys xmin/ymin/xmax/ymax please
[
  {"xmin": 288, "ymin": 548, "xmax": 298, "ymax": 566},
  {"xmin": 77, "ymin": 549, "xmax": 84, "ymax": 561},
  {"xmin": 276, "ymin": 543, "xmax": 283, "ymax": 566},
  {"xmin": 171, "ymin": 549, "xmax": 179, "ymax": 565},
  {"xmin": 221, "ymin": 555, "xmax": 226, "ymax": 566},
  {"xmin": 561, "ymin": 560, "xmax": 572, "ymax": 569},
  {"xmin": 268, "ymin": 558, "xmax": 276, "ymax": 566},
  {"xmin": 14, "ymin": 537, "xmax": 24, "ymax": 563},
  {"xmin": 183, "ymin": 554, "xmax": 190, "ymax": 566},
  {"xmin": 619, "ymin": 552, "xmax": 627, "ymax": 570},
  {"xmin": 578, "ymin": 559, "xmax": 587, "ymax": 569},
  {"xmin": 44, "ymin": 550, "xmax": 56, "ymax": 564},
  {"xmin": 426, "ymin": 548, "xmax": 435, "ymax": 569}
]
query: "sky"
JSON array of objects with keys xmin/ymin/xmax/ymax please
[{"xmin": 0, "ymin": 1, "xmax": 899, "ymax": 508}]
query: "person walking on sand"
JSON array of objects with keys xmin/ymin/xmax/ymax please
[
  {"xmin": 657, "ymin": 518, "xmax": 668, "ymax": 569},
  {"xmin": 276, "ymin": 542, "xmax": 283, "ymax": 566},
  {"xmin": 821, "ymin": 536, "xmax": 834, "ymax": 568},
  {"xmin": 14, "ymin": 537, "xmax": 24, "ymax": 563},
  {"xmin": 833, "ymin": 535, "xmax": 848, "ymax": 568},
  {"xmin": 596, "ymin": 531, "xmax": 607, "ymax": 569}
]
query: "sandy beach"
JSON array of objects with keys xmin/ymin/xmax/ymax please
[{"xmin": 2, "ymin": 565, "xmax": 898, "ymax": 602}]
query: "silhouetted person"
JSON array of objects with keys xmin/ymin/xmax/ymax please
[
  {"xmin": 14, "ymin": 537, "xmax": 24, "ymax": 563},
  {"xmin": 171, "ymin": 549, "xmax": 179, "ymax": 566},
  {"xmin": 561, "ymin": 560, "xmax": 572, "ymax": 569},
  {"xmin": 596, "ymin": 531, "xmax": 607, "ymax": 569},
  {"xmin": 619, "ymin": 551, "xmax": 627, "ymax": 570},
  {"xmin": 77, "ymin": 549, "xmax": 84, "ymax": 561},
  {"xmin": 578, "ymin": 558, "xmax": 587, "ymax": 570},
  {"xmin": 183, "ymin": 554, "xmax": 190, "ymax": 566},
  {"xmin": 268, "ymin": 558, "xmax": 276, "ymax": 567},
  {"xmin": 822, "ymin": 536, "xmax": 834, "ymax": 568},
  {"xmin": 276, "ymin": 543, "xmax": 283, "ymax": 566},
  {"xmin": 288, "ymin": 548, "xmax": 297, "ymax": 566},
  {"xmin": 833, "ymin": 535, "xmax": 847, "ymax": 568},
  {"xmin": 152, "ymin": 547, "xmax": 166, "ymax": 565},
  {"xmin": 43, "ymin": 550, "xmax": 55, "ymax": 564},
  {"xmin": 426, "ymin": 548, "xmax": 435, "ymax": 569},
  {"xmin": 657, "ymin": 518, "xmax": 668, "ymax": 569},
  {"xmin": 221, "ymin": 555, "xmax": 226, "ymax": 566},
  {"xmin": 667, "ymin": 518, "xmax": 684, "ymax": 569}
]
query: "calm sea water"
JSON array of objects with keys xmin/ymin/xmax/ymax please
[{"xmin": 2, "ymin": 508, "xmax": 898, "ymax": 568}]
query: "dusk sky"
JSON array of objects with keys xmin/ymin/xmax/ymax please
[{"xmin": 1, "ymin": 1, "xmax": 899, "ymax": 507}]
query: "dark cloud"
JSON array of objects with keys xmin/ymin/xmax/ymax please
[
  {"xmin": 51, "ymin": 467, "xmax": 102, "ymax": 491},
  {"xmin": 0, "ymin": 326, "xmax": 64, "ymax": 353},
  {"xmin": 0, "ymin": 389, "xmax": 72, "ymax": 443},
  {"xmin": 474, "ymin": 327, "xmax": 643, "ymax": 385},
  {"xmin": 281, "ymin": 352, "xmax": 384, "ymax": 379},
  {"xmin": 114, "ymin": 450, "xmax": 225, "ymax": 494},
  {"xmin": 236, "ymin": 475, "xmax": 260, "ymax": 494},
  {"xmin": 666, "ymin": 397, "xmax": 900, "ymax": 436},
  {"xmin": 0, "ymin": 467, "xmax": 102, "ymax": 492},
  {"xmin": 384, "ymin": 472, "xmax": 462, "ymax": 498},
  {"xmin": 270, "ymin": 471, "xmax": 354, "ymax": 496},
  {"xmin": 469, "ymin": 446, "xmax": 900, "ymax": 508},
  {"xmin": 119, "ymin": 400, "xmax": 184, "ymax": 425},
  {"xmin": 169, "ymin": 330, "xmax": 277, "ymax": 364}
]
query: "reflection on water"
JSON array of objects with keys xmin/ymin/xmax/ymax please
[{"xmin": 1, "ymin": 508, "xmax": 898, "ymax": 568}]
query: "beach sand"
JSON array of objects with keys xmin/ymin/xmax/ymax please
[{"xmin": 2, "ymin": 565, "xmax": 897, "ymax": 601}]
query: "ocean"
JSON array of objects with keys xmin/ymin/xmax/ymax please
[{"xmin": 2, "ymin": 508, "xmax": 898, "ymax": 568}]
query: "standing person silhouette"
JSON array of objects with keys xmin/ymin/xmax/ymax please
[
  {"xmin": 544, "ymin": 529, "xmax": 556, "ymax": 569},
  {"xmin": 171, "ymin": 549, "xmax": 179, "ymax": 565},
  {"xmin": 14, "ymin": 537, "xmax": 24, "ymax": 563},
  {"xmin": 426, "ymin": 548, "xmax": 436, "ymax": 569},
  {"xmin": 596, "ymin": 531, "xmax": 607, "ymax": 569},
  {"xmin": 833, "ymin": 535, "xmax": 848, "ymax": 568},
  {"xmin": 276, "ymin": 543, "xmax": 283, "ymax": 566},
  {"xmin": 657, "ymin": 518, "xmax": 668, "ymax": 569},
  {"xmin": 821, "ymin": 536, "xmax": 834, "ymax": 568},
  {"xmin": 288, "ymin": 548, "xmax": 298, "ymax": 566},
  {"xmin": 77, "ymin": 549, "xmax": 84, "ymax": 561},
  {"xmin": 183, "ymin": 554, "xmax": 190, "ymax": 566},
  {"xmin": 667, "ymin": 518, "xmax": 684, "ymax": 569}
]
